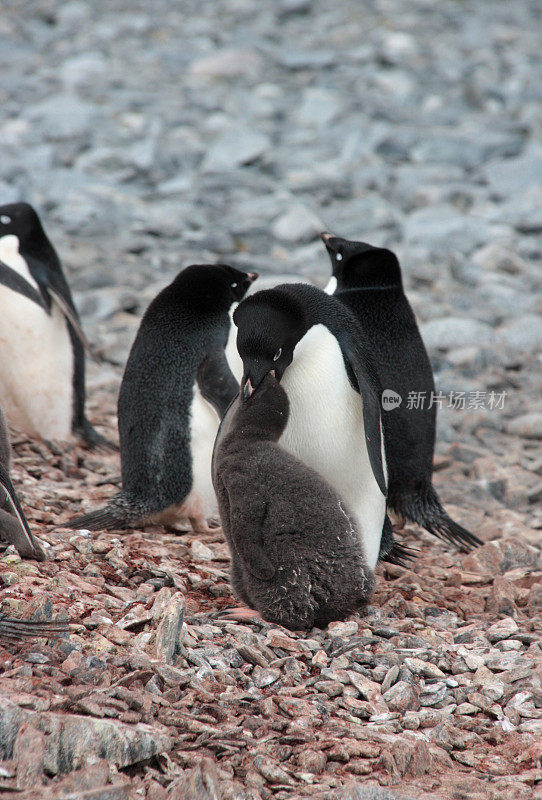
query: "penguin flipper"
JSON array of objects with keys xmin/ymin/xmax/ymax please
[
  {"xmin": 197, "ymin": 351, "xmax": 239, "ymax": 419},
  {"xmin": 0, "ymin": 258, "xmax": 47, "ymax": 310},
  {"xmin": 341, "ymin": 336, "xmax": 387, "ymax": 497},
  {"xmin": 0, "ymin": 466, "xmax": 47, "ymax": 561},
  {"xmin": 47, "ymin": 287, "xmax": 101, "ymax": 364},
  {"xmin": 222, "ymin": 483, "xmax": 276, "ymax": 582}
]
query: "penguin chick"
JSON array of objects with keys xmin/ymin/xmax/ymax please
[
  {"xmin": 0, "ymin": 202, "xmax": 104, "ymax": 447},
  {"xmin": 321, "ymin": 233, "xmax": 481, "ymax": 552},
  {"xmin": 68, "ymin": 264, "xmax": 257, "ymax": 532},
  {"xmin": 0, "ymin": 405, "xmax": 46, "ymax": 561},
  {"xmin": 212, "ymin": 373, "xmax": 375, "ymax": 632}
]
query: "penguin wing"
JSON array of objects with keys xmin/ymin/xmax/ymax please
[
  {"xmin": 341, "ymin": 336, "xmax": 388, "ymax": 497},
  {"xmin": 23, "ymin": 252, "xmax": 100, "ymax": 362},
  {"xmin": 0, "ymin": 258, "xmax": 48, "ymax": 310},
  {"xmin": 0, "ymin": 464, "xmax": 46, "ymax": 561},
  {"xmin": 197, "ymin": 351, "xmax": 240, "ymax": 419},
  {"xmin": 47, "ymin": 287, "xmax": 101, "ymax": 363},
  {"xmin": 221, "ymin": 478, "xmax": 276, "ymax": 582}
]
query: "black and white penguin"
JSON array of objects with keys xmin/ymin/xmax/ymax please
[
  {"xmin": 212, "ymin": 372, "xmax": 375, "ymax": 631},
  {"xmin": 0, "ymin": 202, "xmax": 102, "ymax": 446},
  {"xmin": 232, "ymin": 283, "xmax": 388, "ymax": 571},
  {"xmin": 321, "ymin": 233, "xmax": 481, "ymax": 551},
  {"xmin": 0, "ymin": 404, "xmax": 46, "ymax": 561},
  {"xmin": 68, "ymin": 264, "xmax": 257, "ymax": 532}
]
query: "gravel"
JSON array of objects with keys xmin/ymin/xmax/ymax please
[{"xmin": 1, "ymin": 0, "xmax": 541, "ymax": 798}]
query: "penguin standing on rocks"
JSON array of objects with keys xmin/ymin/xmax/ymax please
[
  {"xmin": 0, "ymin": 404, "xmax": 46, "ymax": 561},
  {"xmin": 68, "ymin": 264, "xmax": 257, "ymax": 533},
  {"xmin": 0, "ymin": 202, "xmax": 102, "ymax": 446},
  {"xmin": 232, "ymin": 283, "xmax": 388, "ymax": 571},
  {"xmin": 321, "ymin": 233, "xmax": 481, "ymax": 551},
  {"xmin": 213, "ymin": 372, "xmax": 375, "ymax": 631}
]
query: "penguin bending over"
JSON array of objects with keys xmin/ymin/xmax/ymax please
[
  {"xmin": 0, "ymin": 404, "xmax": 46, "ymax": 561},
  {"xmin": 232, "ymin": 283, "xmax": 387, "ymax": 571},
  {"xmin": 0, "ymin": 202, "xmax": 103, "ymax": 446},
  {"xmin": 68, "ymin": 264, "xmax": 257, "ymax": 532},
  {"xmin": 321, "ymin": 233, "xmax": 481, "ymax": 551},
  {"xmin": 212, "ymin": 372, "xmax": 375, "ymax": 631}
]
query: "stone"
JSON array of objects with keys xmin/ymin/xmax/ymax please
[
  {"xmin": 420, "ymin": 317, "xmax": 492, "ymax": 351},
  {"xmin": 272, "ymin": 204, "xmax": 323, "ymax": 242},
  {"xmin": 487, "ymin": 617, "xmax": 519, "ymax": 643},
  {"xmin": 383, "ymin": 681, "xmax": 420, "ymax": 713},
  {"xmin": 190, "ymin": 540, "xmax": 214, "ymax": 562},
  {"xmin": 24, "ymin": 94, "xmax": 96, "ymax": 139},
  {"xmin": 496, "ymin": 316, "xmax": 542, "ymax": 352},
  {"xmin": 154, "ymin": 594, "xmax": 185, "ymax": 665},
  {"xmin": 0, "ymin": 698, "xmax": 172, "ymax": 774},
  {"xmin": 484, "ymin": 144, "xmax": 542, "ymax": 197},
  {"xmin": 202, "ymin": 128, "xmax": 270, "ymax": 172},
  {"xmin": 297, "ymin": 749, "xmax": 327, "ymax": 774},
  {"xmin": 189, "ymin": 49, "xmax": 264, "ymax": 79},
  {"xmin": 507, "ymin": 413, "xmax": 542, "ymax": 439}
]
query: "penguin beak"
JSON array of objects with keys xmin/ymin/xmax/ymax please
[
  {"xmin": 320, "ymin": 231, "xmax": 338, "ymax": 255},
  {"xmin": 247, "ymin": 272, "xmax": 259, "ymax": 283}
]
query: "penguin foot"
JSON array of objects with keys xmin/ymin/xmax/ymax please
[{"xmin": 189, "ymin": 513, "xmax": 213, "ymax": 534}]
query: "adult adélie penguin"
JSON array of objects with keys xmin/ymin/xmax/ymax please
[
  {"xmin": 320, "ymin": 232, "xmax": 481, "ymax": 552},
  {"xmin": 0, "ymin": 202, "xmax": 104, "ymax": 446},
  {"xmin": 233, "ymin": 283, "xmax": 388, "ymax": 571}
]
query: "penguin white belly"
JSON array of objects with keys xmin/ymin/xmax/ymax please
[
  {"xmin": 324, "ymin": 276, "xmax": 337, "ymax": 295},
  {"xmin": 0, "ymin": 235, "xmax": 73, "ymax": 440},
  {"xmin": 225, "ymin": 306, "xmax": 244, "ymax": 382},
  {"xmin": 189, "ymin": 384, "xmax": 220, "ymax": 519},
  {"xmin": 281, "ymin": 324, "xmax": 386, "ymax": 570}
]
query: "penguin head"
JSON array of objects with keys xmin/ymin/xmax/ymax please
[
  {"xmin": 233, "ymin": 289, "xmax": 307, "ymax": 398},
  {"xmin": 320, "ymin": 232, "xmax": 402, "ymax": 289},
  {"xmin": 237, "ymin": 372, "xmax": 289, "ymax": 441},
  {"xmin": 215, "ymin": 264, "xmax": 259, "ymax": 303},
  {"xmin": 181, "ymin": 264, "xmax": 258, "ymax": 310},
  {"xmin": 0, "ymin": 203, "xmax": 46, "ymax": 249}
]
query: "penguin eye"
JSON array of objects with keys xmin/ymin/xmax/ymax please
[
  {"xmin": 336, "ymin": 252, "xmax": 343, "ymax": 262},
  {"xmin": 273, "ymin": 348, "xmax": 282, "ymax": 361},
  {"xmin": 231, "ymin": 282, "xmax": 237, "ymax": 288},
  {"xmin": 0, "ymin": 215, "xmax": 11, "ymax": 224}
]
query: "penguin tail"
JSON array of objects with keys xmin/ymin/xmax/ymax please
[
  {"xmin": 75, "ymin": 418, "xmax": 118, "ymax": 452},
  {"xmin": 381, "ymin": 541, "xmax": 419, "ymax": 568},
  {"xmin": 392, "ymin": 483, "xmax": 482, "ymax": 552},
  {"xmin": 65, "ymin": 495, "xmax": 145, "ymax": 531}
]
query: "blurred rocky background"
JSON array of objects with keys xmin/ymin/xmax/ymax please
[{"xmin": 0, "ymin": 2, "xmax": 541, "ymax": 798}]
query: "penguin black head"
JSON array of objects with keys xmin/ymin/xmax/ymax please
[
  {"xmin": 320, "ymin": 232, "xmax": 402, "ymax": 289},
  {"xmin": 179, "ymin": 264, "xmax": 258, "ymax": 310},
  {"xmin": 0, "ymin": 203, "xmax": 48, "ymax": 250},
  {"xmin": 233, "ymin": 288, "xmax": 307, "ymax": 398},
  {"xmin": 237, "ymin": 371, "xmax": 289, "ymax": 441}
]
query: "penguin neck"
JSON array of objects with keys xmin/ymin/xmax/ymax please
[
  {"xmin": 227, "ymin": 406, "xmax": 286, "ymax": 447},
  {"xmin": 19, "ymin": 234, "xmax": 62, "ymax": 276}
]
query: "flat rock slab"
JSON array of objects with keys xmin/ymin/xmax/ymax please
[{"xmin": 0, "ymin": 697, "xmax": 172, "ymax": 774}]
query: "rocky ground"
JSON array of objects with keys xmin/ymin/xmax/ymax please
[{"xmin": 0, "ymin": 0, "xmax": 541, "ymax": 798}]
